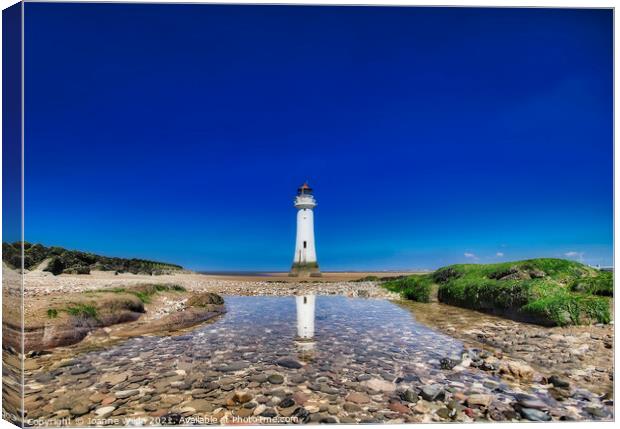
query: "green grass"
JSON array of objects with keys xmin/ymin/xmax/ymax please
[
  {"xmin": 522, "ymin": 291, "xmax": 611, "ymax": 325},
  {"xmin": 94, "ymin": 284, "xmax": 186, "ymax": 304},
  {"xmin": 382, "ymin": 258, "xmax": 612, "ymax": 326},
  {"xmin": 65, "ymin": 304, "xmax": 99, "ymax": 319},
  {"xmin": 47, "ymin": 304, "xmax": 99, "ymax": 319},
  {"xmin": 383, "ymin": 275, "xmax": 435, "ymax": 302},
  {"xmin": 56, "ymin": 284, "xmax": 187, "ymax": 323},
  {"xmin": 570, "ymin": 271, "xmax": 613, "ymax": 296}
]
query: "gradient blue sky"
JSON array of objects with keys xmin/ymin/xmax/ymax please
[{"xmin": 21, "ymin": 4, "xmax": 612, "ymax": 270}]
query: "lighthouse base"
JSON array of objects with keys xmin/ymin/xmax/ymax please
[{"xmin": 289, "ymin": 262, "xmax": 321, "ymax": 277}]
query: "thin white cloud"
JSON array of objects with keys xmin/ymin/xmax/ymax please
[
  {"xmin": 496, "ymin": 252, "xmax": 504, "ymax": 257},
  {"xmin": 464, "ymin": 252, "xmax": 478, "ymax": 260},
  {"xmin": 564, "ymin": 251, "xmax": 585, "ymax": 261}
]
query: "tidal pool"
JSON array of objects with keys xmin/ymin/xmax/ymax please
[{"xmin": 22, "ymin": 296, "xmax": 611, "ymax": 425}]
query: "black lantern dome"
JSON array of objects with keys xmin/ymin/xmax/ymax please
[{"xmin": 297, "ymin": 182, "xmax": 313, "ymax": 195}]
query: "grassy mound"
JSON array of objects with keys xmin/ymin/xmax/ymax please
[
  {"xmin": 2, "ymin": 242, "xmax": 183, "ymax": 275},
  {"xmin": 96, "ymin": 283, "xmax": 186, "ymax": 304},
  {"xmin": 45, "ymin": 284, "xmax": 188, "ymax": 323},
  {"xmin": 382, "ymin": 258, "xmax": 612, "ymax": 326},
  {"xmin": 383, "ymin": 275, "xmax": 435, "ymax": 302}
]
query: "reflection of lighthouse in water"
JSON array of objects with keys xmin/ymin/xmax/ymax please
[{"xmin": 295, "ymin": 295, "xmax": 316, "ymax": 342}]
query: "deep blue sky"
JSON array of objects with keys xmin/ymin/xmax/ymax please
[{"xmin": 22, "ymin": 4, "xmax": 612, "ymax": 270}]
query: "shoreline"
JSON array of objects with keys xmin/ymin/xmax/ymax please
[
  {"xmin": 11, "ymin": 270, "xmax": 613, "ymax": 394},
  {"xmin": 21, "ymin": 270, "xmax": 404, "ymax": 298},
  {"xmin": 1, "ymin": 269, "xmax": 613, "ymax": 423}
]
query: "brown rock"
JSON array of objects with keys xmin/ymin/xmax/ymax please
[
  {"xmin": 88, "ymin": 392, "xmax": 105, "ymax": 403},
  {"xmin": 234, "ymin": 391, "xmax": 253, "ymax": 404},
  {"xmin": 292, "ymin": 392, "xmax": 309, "ymax": 405},
  {"xmin": 467, "ymin": 394, "xmax": 493, "ymax": 408},
  {"xmin": 388, "ymin": 402, "xmax": 410, "ymax": 414},
  {"xmin": 347, "ymin": 392, "xmax": 371, "ymax": 404},
  {"xmin": 101, "ymin": 396, "xmax": 116, "ymax": 406},
  {"xmin": 185, "ymin": 399, "xmax": 214, "ymax": 412},
  {"xmin": 236, "ymin": 408, "xmax": 254, "ymax": 418},
  {"xmin": 499, "ymin": 360, "xmax": 534, "ymax": 381}
]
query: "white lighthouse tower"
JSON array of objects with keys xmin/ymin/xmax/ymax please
[{"xmin": 290, "ymin": 183, "xmax": 321, "ymax": 277}]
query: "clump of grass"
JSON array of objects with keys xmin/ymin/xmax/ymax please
[
  {"xmin": 570, "ymin": 272, "xmax": 613, "ymax": 296},
  {"xmin": 383, "ymin": 275, "xmax": 434, "ymax": 302},
  {"xmin": 132, "ymin": 284, "xmax": 186, "ymax": 303},
  {"xmin": 65, "ymin": 304, "xmax": 98, "ymax": 319},
  {"xmin": 94, "ymin": 284, "xmax": 186, "ymax": 304},
  {"xmin": 47, "ymin": 304, "xmax": 99, "ymax": 319}
]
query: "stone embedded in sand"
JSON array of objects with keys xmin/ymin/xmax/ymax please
[
  {"xmin": 253, "ymin": 404, "xmax": 267, "ymax": 416},
  {"xmin": 101, "ymin": 396, "xmax": 116, "ymax": 406},
  {"xmin": 346, "ymin": 392, "xmax": 370, "ymax": 404},
  {"xmin": 234, "ymin": 391, "xmax": 253, "ymax": 403},
  {"xmin": 88, "ymin": 392, "xmax": 105, "ymax": 403},
  {"xmin": 388, "ymin": 401, "xmax": 411, "ymax": 414},
  {"xmin": 400, "ymin": 389, "xmax": 418, "ymax": 403},
  {"xmin": 436, "ymin": 408, "xmax": 452, "ymax": 419},
  {"xmin": 94, "ymin": 406, "xmax": 116, "ymax": 417},
  {"xmin": 420, "ymin": 385, "xmax": 444, "ymax": 401},
  {"xmin": 101, "ymin": 372, "xmax": 128, "ymax": 385},
  {"xmin": 343, "ymin": 402, "xmax": 361, "ymax": 412},
  {"xmin": 278, "ymin": 397, "xmax": 295, "ymax": 408},
  {"xmin": 218, "ymin": 361, "xmax": 249, "ymax": 372},
  {"xmin": 70, "ymin": 366, "xmax": 92, "ymax": 375},
  {"xmin": 305, "ymin": 404, "xmax": 320, "ymax": 413},
  {"xmin": 235, "ymin": 408, "xmax": 254, "ymax": 418},
  {"xmin": 549, "ymin": 375, "xmax": 570, "ymax": 388},
  {"xmin": 249, "ymin": 374, "xmax": 268, "ymax": 383},
  {"xmin": 276, "ymin": 357, "xmax": 303, "ymax": 369},
  {"xmin": 519, "ymin": 408, "xmax": 551, "ymax": 421},
  {"xmin": 70, "ymin": 403, "xmax": 90, "ymax": 416},
  {"xmin": 292, "ymin": 392, "xmax": 309, "ymax": 405},
  {"xmin": 115, "ymin": 389, "xmax": 139, "ymax": 399},
  {"xmin": 499, "ymin": 360, "xmax": 534, "ymax": 381},
  {"xmin": 517, "ymin": 398, "xmax": 548, "ymax": 410},
  {"xmin": 185, "ymin": 399, "xmax": 214, "ymax": 412},
  {"xmin": 52, "ymin": 396, "xmax": 80, "ymax": 411},
  {"xmin": 363, "ymin": 378, "xmax": 395, "ymax": 392},
  {"xmin": 260, "ymin": 407, "xmax": 277, "ymax": 418},
  {"xmin": 279, "ymin": 406, "xmax": 298, "ymax": 417},
  {"xmin": 268, "ymin": 374, "xmax": 284, "ymax": 384},
  {"xmin": 467, "ymin": 394, "xmax": 493, "ymax": 407}
]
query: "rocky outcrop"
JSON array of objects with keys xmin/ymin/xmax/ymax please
[
  {"xmin": 13, "ymin": 291, "xmax": 225, "ymax": 352},
  {"xmin": 120, "ymin": 299, "xmax": 226, "ymax": 337}
]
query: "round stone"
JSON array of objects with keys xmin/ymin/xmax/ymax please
[{"xmin": 268, "ymin": 374, "xmax": 284, "ymax": 385}]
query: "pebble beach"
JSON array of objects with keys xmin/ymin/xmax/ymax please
[{"xmin": 1, "ymin": 270, "xmax": 614, "ymax": 425}]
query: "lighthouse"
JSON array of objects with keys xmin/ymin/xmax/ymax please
[{"xmin": 289, "ymin": 183, "xmax": 321, "ymax": 277}]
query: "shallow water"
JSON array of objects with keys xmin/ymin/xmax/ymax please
[{"xmin": 22, "ymin": 296, "xmax": 611, "ymax": 425}]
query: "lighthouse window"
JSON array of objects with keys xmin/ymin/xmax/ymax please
[
  {"xmin": 303, "ymin": 241, "xmax": 307, "ymax": 249},
  {"xmin": 304, "ymin": 297, "xmax": 307, "ymax": 304}
]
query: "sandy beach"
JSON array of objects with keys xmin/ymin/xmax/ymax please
[{"xmin": 21, "ymin": 270, "xmax": 410, "ymax": 298}]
